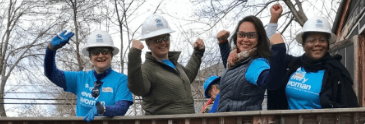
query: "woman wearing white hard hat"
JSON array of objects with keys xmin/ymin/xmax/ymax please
[
  {"xmin": 128, "ymin": 14, "xmax": 205, "ymax": 115},
  {"xmin": 266, "ymin": 17, "xmax": 358, "ymax": 110},
  {"xmin": 44, "ymin": 30, "xmax": 133, "ymax": 122}
]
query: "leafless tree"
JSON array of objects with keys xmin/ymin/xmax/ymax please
[{"xmin": 0, "ymin": 0, "xmax": 68, "ymax": 117}]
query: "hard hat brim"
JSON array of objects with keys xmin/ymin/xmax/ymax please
[
  {"xmin": 140, "ymin": 28, "xmax": 175, "ymax": 41},
  {"xmin": 82, "ymin": 44, "xmax": 119, "ymax": 56},
  {"xmin": 295, "ymin": 31, "xmax": 336, "ymax": 45}
]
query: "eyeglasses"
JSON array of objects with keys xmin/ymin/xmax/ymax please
[
  {"xmin": 89, "ymin": 48, "xmax": 113, "ymax": 56},
  {"xmin": 92, "ymin": 80, "xmax": 103, "ymax": 98},
  {"xmin": 305, "ymin": 38, "xmax": 327, "ymax": 44},
  {"xmin": 237, "ymin": 32, "xmax": 258, "ymax": 39},
  {"xmin": 148, "ymin": 35, "xmax": 170, "ymax": 44}
]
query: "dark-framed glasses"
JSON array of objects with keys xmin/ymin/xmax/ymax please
[
  {"xmin": 92, "ymin": 80, "xmax": 103, "ymax": 98},
  {"xmin": 305, "ymin": 38, "xmax": 327, "ymax": 44},
  {"xmin": 89, "ymin": 48, "xmax": 113, "ymax": 56},
  {"xmin": 148, "ymin": 35, "xmax": 170, "ymax": 44},
  {"xmin": 237, "ymin": 32, "xmax": 258, "ymax": 39}
]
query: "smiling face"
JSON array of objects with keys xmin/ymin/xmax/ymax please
[
  {"xmin": 89, "ymin": 47, "xmax": 113, "ymax": 74},
  {"xmin": 146, "ymin": 34, "xmax": 170, "ymax": 60},
  {"xmin": 236, "ymin": 21, "xmax": 258, "ymax": 52},
  {"xmin": 302, "ymin": 33, "xmax": 329, "ymax": 60}
]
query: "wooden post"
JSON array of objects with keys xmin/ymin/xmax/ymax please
[
  {"xmin": 359, "ymin": 32, "xmax": 365, "ymax": 107},
  {"xmin": 354, "ymin": 35, "xmax": 360, "ymax": 104}
]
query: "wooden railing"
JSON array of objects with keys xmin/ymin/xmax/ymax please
[{"xmin": 1, "ymin": 108, "xmax": 365, "ymax": 124}]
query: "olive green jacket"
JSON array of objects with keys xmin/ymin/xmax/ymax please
[{"xmin": 128, "ymin": 48, "xmax": 204, "ymax": 115}]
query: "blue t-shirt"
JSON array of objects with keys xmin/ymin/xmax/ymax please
[
  {"xmin": 64, "ymin": 70, "xmax": 133, "ymax": 116},
  {"xmin": 286, "ymin": 67, "xmax": 324, "ymax": 109},
  {"xmin": 161, "ymin": 59, "xmax": 176, "ymax": 69},
  {"xmin": 245, "ymin": 58, "xmax": 270, "ymax": 86}
]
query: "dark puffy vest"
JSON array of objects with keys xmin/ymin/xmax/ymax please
[{"xmin": 217, "ymin": 57, "xmax": 265, "ymax": 112}]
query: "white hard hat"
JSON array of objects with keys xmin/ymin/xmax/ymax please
[
  {"xmin": 140, "ymin": 14, "xmax": 175, "ymax": 40},
  {"xmin": 82, "ymin": 30, "xmax": 119, "ymax": 56},
  {"xmin": 296, "ymin": 16, "xmax": 336, "ymax": 44}
]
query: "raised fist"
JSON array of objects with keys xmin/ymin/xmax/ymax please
[
  {"xmin": 131, "ymin": 39, "xmax": 144, "ymax": 50},
  {"xmin": 216, "ymin": 30, "xmax": 230, "ymax": 43},
  {"xmin": 270, "ymin": 3, "xmax": 283, "ymax": 23},
  {"xmin": 193, "ymin": 38, "xmax": 205, "ymax": 51}
]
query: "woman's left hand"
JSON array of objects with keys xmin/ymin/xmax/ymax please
[
  {"xmin": 193, "ymin": 38, "xmax": 205, "ymax": 51},
  {"xmin": 270, "ymin": 33, "xmax": 284, "ymax": 45}
]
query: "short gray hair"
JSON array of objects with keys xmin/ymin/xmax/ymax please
[{"xmin": 213, "ymin": 83, "xmax": 220, "ymax": 90}]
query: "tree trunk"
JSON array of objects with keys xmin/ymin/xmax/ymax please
[
  {"xmin": 282, "ymin": 0, "xmax": 308, "ymax": 27},
  {"xmin": 71, "ymin": 0, "xmax": 83, "ymax": 71},
  {"xmin": 0, "ymin": 79, "xmax": 7, "ymax": 117}
]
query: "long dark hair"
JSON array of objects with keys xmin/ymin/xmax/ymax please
[{"xmin": 230, "ymin": 15, "xmax": 271, "ymax": 59}]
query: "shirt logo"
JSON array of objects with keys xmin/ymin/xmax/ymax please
[
  {"xmin": 155, "ymin": 19, "xmax": 164, "ymax": 28},
  {"xmin": 292, "ymin": 68, "xmax": 305, "ymax": 81},
  {"xmin": 102, "ymin": 87, "xmax": 113, "ymax": 93},
  {"xmin": 96, "ymin": 34, "xmax": 103, "ymax": 42}
]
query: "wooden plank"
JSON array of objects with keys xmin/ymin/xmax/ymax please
[
  {"xmin": 354, "ymin": 35, "xmax": 360, "ymax": 105},
  {"xmin": 298, "ymin": 115, "xmax": 303, "ymax": 124},
  {"xmin": 335, "ymin": 0, "xmax": 352, "ymax": 37},
  {"xmin": 354, "ymin": 113, "xmax": 359, "ymax": 124},
  {"xmin": 219, "ymin": 117, "xmax": 224, "ymax": 124},
  {"xmin": 253, "ymin": 116, "xmax": 260, "ymax": 124},
  {"xmin": 189, "ymin": 118, "xmax": 202, "ymax": 124},
  {"xmin": 119, "ymin": 120, "xmax": 125, "ymax": 124},
  {"xmin": 339, "ymin": 113, "xmax": 354, "ymax": 124},
  {"xmin": 322, "ymin": 114, "xmax": 336, "ymax": 123},
  {"xmin": 267, "ymin": 116, "xmax": 279, "ymax": 124},
  {"xmin": 103, "ymin": 120, "xmax": 109, "ymax": 124},
  {"xmin": 317, "ymin": 114, "xmax": 322, "ymax": 124},
  {"xmin": 259, "ymin": 115, "xmax": 268, "ymax": 124},
  {"xmin": 336, "ymin": 114, "xmax": 340, "ymax": 124},
  {"xmin": 282, "ymin": 115, "xmax": 297, "ymax": 124},
  {"xmin": 202, "ymin": 118, "xmax": 207, "ymax": 124},
  {"xmin": 185, "ymin": 119, "xmax": 190, "ymax": 124},
  {"xmin": 329, "ymin": 38, "xmax": 354, "ymax": 53},
  {"xmin": 241, "ymin": 116, "xmax": 253, "ymax": 124},
  {"xmin": 206, "ymin": 117, "xmax": 219, "ymax": 124},
  {"xmin": 300, "ymin": 114, "xmax": 317, "ymax": 124},
  {"xmin": 280, "ymin": 115, "xmax": 285, "ymax": 124},
  {"xmin": 1, "ymin": 109, "xmax": 365, "ymax": 124},
  {"xmin": 236, "ymin": 117, "xmax": 242, "ymax": 124},
  {"xmin": 358, "ymin": 32, "xmax": 365, "ymax": 107}
]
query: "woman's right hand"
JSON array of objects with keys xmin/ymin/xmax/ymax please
[
  {"xmin": 48, "ymin": 30, "xmax": 74, "ymax": 51},
  {"xmin": 270, "ymin": 33, "xmax": 284, "ymax": 45},
  {"xmin": 131, "ymin": 39, "xmax": 144, "ymax": 50},
  {"xmin": 216, "ymin": 30, "xmax": 230, "ymax": 43}
]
